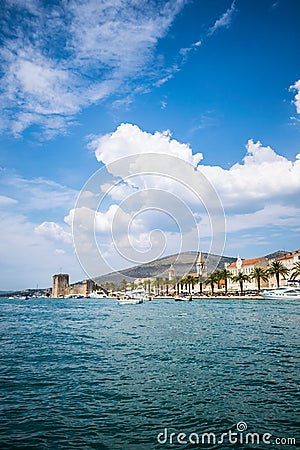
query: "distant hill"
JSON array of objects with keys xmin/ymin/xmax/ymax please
[
  {"xmin": 95, "ymin": 249, "xmax": 292, "ymax": 287},
  {"xmin": 264, "ymin": 250, "xmax": 290, "ymax": 260},
  {"xmin": 95, "ymin": 251, "xmax": 236, "ymax": 287}
]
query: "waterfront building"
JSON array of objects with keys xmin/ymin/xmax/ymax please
[
  {"xmin": 133, "ymin": 277, "xmax": 153, "ymax": 294},
  {"xmin": 227, "ymin": 256, "xmax": 269, "ymax": 292},
  {"xmin": 268, "ymin": 249, "xmax": 300, "ymax": 287}
]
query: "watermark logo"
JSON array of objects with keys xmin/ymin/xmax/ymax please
[
  {"xmin": 236, "ymin": 421, "xmax": 247, "ymax": 432},
  {"xmin": 72, "ymin": 153, "xmax": 226, "ymax": 282},
  {"xmin": 157, "ymin": 422, "xmax": 296, "ymax": 446}
]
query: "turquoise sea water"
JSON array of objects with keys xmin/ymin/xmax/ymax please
[{"xmin": 0, "ymin": 297, "xmax": 299, "ymax": 449}]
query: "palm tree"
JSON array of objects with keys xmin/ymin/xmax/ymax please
[
  {"xmin": 198, "ymin": 274, "xmax": 205, "ymax": 294},
  {"xmin": 143, "ymin": 280, "xmax": 150, "ymax": 293},
  {"xmin": 184, "ymin": 275, "xmax": 197, "ymax": 294},
  {"xmin": 181, "ymin": 276, "xmax": 188, "ymax": 293},
  {"xmin": 214, "ymin": 270, "xmax": 224, "ymax": 290},
  {"xmin": 152, "ymin": 278, "xmax": 160, "ymax": 295},
  {"xmin": 267, "ymin": 261, "xmax": 290, "ymax": 288},
  {"xmin": 219, "ymin": 269, "xmax": 232, "ymax": 294},
  {"xmin": 290, "ymin": 262, "xmax": 300, "ymax": 280},
  {"xmin": 162, "ymin": 277, "xmax": 169, "ymax": 295},
  {"xmin": 172, "ymin": 276, "xmax": 181, "ymax": 295},
  {"xmin": 121, "ymin": 279, "xmax": 128, "ymax": 292},
  {"xmin": 250, "ymin": 267, "xmax": 269, "ymax": 291},
  {"xmin": 232, "ymin": 272, "xmax": 250, "ymax": 295},
  {"xmin": 205, "ymin": 272, "xmax": 219, "ymax": 295}
]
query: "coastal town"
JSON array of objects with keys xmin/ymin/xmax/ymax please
[{"xmin": 50, "ymin": 248, "xmax": 300, "ymax": 299}]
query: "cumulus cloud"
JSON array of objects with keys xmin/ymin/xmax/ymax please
[
  {"xmin": 200, "ymin": 139, "xmax": 300, "ymax": 210},
  {"xmin": 0, "ymin": 211, "xmax": 83, "ymax": 290},
  {"xmin": 22, "ymin": 124, "xmax": 298, "ymax": 279},
  {"xmin": 2, "ymin": 122, "xmax": 299, "ymax": 287},
  {"xmin": 0, "ymin": 0, "xmax": 185, "ymax": 136},
  {"xmin": 87, "ymin": 125, "xmax": 300, "ymax": 252},
  {"xmin": 90, "ymin": 123, "xmax": 203, "ymax": 167},
  {"xmin": 88, "ymin": 124, "xmax": 300, "ymax": 222},
  {"xmin": 208, "ymin": 1, "xmax": 236, "ymax": 36},
  {"xmin": 88, "ymin": 123, "xmax": 207, "ymax": 212},
  {"xmin": 290, "ymin": 79, "xmax": 300, "ymax": 114},
  {"xmin": 35, "ymin": 221, "xmax": 72, "ymax": 244},
  {"xmin": 0, "ymin": 170, "xmax": 83, "ymax": 288}
]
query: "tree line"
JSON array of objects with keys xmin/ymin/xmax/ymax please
[
  {"xmin": 108, "ymin": 261, "xmax": 300, "ymax": 295},
  {"xmin": 100, "ymin": 261, "xmax": 300, "ymax": 295},
  {"xmin": 203, "ymin": 261, "xmax": 300, "ymax": 295}
]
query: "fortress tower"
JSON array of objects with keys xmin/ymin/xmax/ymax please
[{"xmin": 52, "ymin": 274, "xmax": 69, "ymax": 298}]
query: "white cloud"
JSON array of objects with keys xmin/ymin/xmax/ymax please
[
  {"xmin": 0, "ymin": 0, "xmax": 186, "ymax": 136},
  {"xmin": 90, "ymin": 123, "xmax": 203, "ymax": 168},
  {"xmin": 89, "ymin": 125, "xmax": 300, "ymax": 219},
  {"xmin": 86, "ymin": 126, "xmax": 300, "ymax": 257},
  {"xmin": 200, "ymin": 139, "xmax": 300, "ymax": 209},
  {"xmin": 0, "ymin": 211, "xmax": 83, "ymax": 290},
  {"xmin": 35, "ymin": 126, "xmax": 300, "ymax": 278},
  {"xmin": 55, "ymin": 249, "xmax": 66, "ymax": 255},
  {"xmin": 35, "ymin": 221, "xmax": 72, "ymax": 244},
  {"xmin": 290, "ymin": 79, "xmax": 300, "ymax": 114},
  {"xmin": 179, "ymin": 40, "xmax": 202, "ymax": 57},
  {"xmin": 225, "ymin": 204, "xmax": 300, "ymax": 234},
  {"xmin": 1, "ymin": 173, "xmax": 78, "ymax": 212},
  {"xmin": 0, "ymin": 170, "xmax": 83, "ymax": 288},
  {"xmin": 208, "ymin": 1, "xmax": 236, "ymax": 36},
  {"xmin": 0, "ymin": 194, "xmax": 17, "ymax": 206}
]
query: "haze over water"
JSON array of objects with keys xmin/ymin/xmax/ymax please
[{"xmin": 0, "ymin": 297, "xmax": 299, "ymax": 449}]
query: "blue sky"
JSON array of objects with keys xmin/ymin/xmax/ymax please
[{"xmin": 1, "ymin": 0, "xmax": 300, "ymax": 290}]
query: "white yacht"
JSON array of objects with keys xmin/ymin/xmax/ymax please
[
  {"xmin": 88, "ymin": 290, "xmax": 108, "ymax": 298},
  {"xmin": 117, "ymin": 297, "xmax": 143, "ymax": 305},
  {"xmin": 174, "ymin": 295, "xmax": 193, "ymax": 302},
  {"xmin": 261, "ymin": 286, "xmax": 300, "ymax": 300},
  {"xmin": 117, "ymin": 288, "xmax": 147, "ymax": 305}
]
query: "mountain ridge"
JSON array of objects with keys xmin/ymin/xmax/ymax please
[
  {"xmin": 95, "ymin": 251, "xmax": 234, "ymax": 286},
  {"xmin": 94, "ymin": 249, "xmax": 290, "ymax": 287}
]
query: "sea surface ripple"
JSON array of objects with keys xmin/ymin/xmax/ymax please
[{"xmin": 0, "ymin": 298, "xmax": 299, "ymax": 449}]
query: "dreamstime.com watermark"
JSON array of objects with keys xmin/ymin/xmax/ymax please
[{"xmin": 157, "ymin": 422, "xmax": 296, "ymax": 446}]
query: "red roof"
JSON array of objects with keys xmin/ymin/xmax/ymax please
[
  {"xmin": 228, "ymin": 257, "xmax": 263, "ymax": 269},
  {"xmin": 275, "ymin": 254, "xmax": 293, "ymax": 261}
]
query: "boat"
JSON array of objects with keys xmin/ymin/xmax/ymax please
[
  {"xmin": 88, "ymin": 290, "xmax": 108, "ymax": 298},
  {"xmin": 174, "ymin": 295, "xmax": 193, "ymax": 302},
  {"xmin": 117, "ymin": 297, "xmax": 143, "ymax": 305},
  {"xmin": 65, "ymin": 294, "xmax": 84, "ymax": 299},
  {"xmin": 117, "ymin": 288, "xmax": 147, "ymax": 305},
  {"xmin": 128, "ymin": 288, "xmax": 148, "ymax": 301},
  {"xmin": 261, "ymin": 286, "xmax": 300, "ymax": 300}
]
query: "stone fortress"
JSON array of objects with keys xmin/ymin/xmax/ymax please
[{"xmin": 52, "ymin": 274, "xmax": 95, "ymax": 298}]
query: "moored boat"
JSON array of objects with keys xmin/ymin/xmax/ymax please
[
  {"xmin": 88, "ymin": 290, "xmax": 108, "ymax": 298},
  {"xmin": 174, "ymin": 295, "xmax": 193, "ymax": 302},
  {"xmin": 117, "ymin": 297, "xmax": 143, "ymax": 305},
  {"xmin": 117, "ymin": 288, "xmax": 147, "ymax": 305},
  {"xmin": 261, "ymin": 286, "xmax": 300, "ymax": 300}
]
